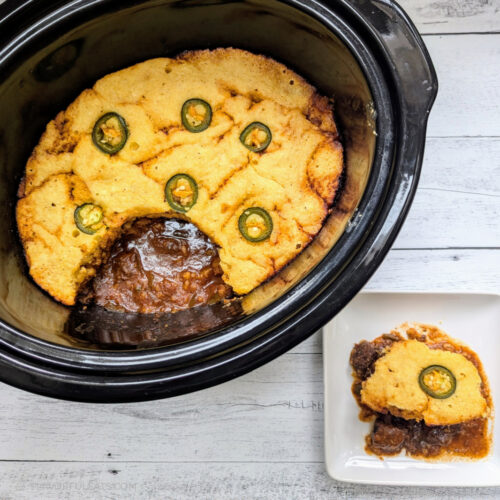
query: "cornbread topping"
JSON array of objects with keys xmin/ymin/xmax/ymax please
[{"xmin": 16, "ymin": 48, "xmax": 343, "ymax": 306}]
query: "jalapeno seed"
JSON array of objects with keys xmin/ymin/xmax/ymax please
[
  {"xmin": 419, "ymin": 365, "xmax": 457, "ymax": 399},
  {"xmin": 181, "ymin": 98, "xmax": 212, "ymax": 133},
  {"xmin": 92, "ymin": 112, "xmax": 128, "ymax": 154},
  {"xmin": 74, "ymin": 203, "xmax": 105, "ymax": 235},
  {"xmin": 165, "ymin": 174, "xmax": 198, "ymax": 213},
  {"xmin": 240, "ymin": 122, "xmax": 272, "ymax": 152},
  {"xmin": 238, "ymin": 207, "xmax": 273, "ymax": 242}
]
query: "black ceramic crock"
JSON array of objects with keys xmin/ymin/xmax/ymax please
[{"xmin": 0, "ymin": 0, "xmax": 437, "ymax": 402}]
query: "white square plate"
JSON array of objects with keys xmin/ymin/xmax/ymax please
[{"xmin": 323, "ymin": 291, "xmax": 500, "ymax": 486}]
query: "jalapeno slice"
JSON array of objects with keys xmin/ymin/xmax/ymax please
[
  {"xmin": 74, "ymin": 203, "xmax": 105, "ymax": 235},
  {"xmin": 240, "ymin": 122, "xmax": 272, "ymax": 152},
  {"xmin": 238, "ymin": 207, "xmax": 273, "ymax": 242},
  {"xmin": 181, "ymin": 98, "xmax": 212, "ymax": 133},
  {"xmin": 165, "ymin": 174, "xmax": 198, "ymax": 213},
  {"xmin": 418, "ymin": 365, "xmax": 457, "ymax": 399},
  {"xmin": 92, "ymin": 112, "xmax": 128, "ymax": 154}
]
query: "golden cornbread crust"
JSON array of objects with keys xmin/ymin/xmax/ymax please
[
  {"xmin": 16, "ymin": 48, "xmax": 344, "ymax": 305},
  {"xmin": 360, "ymin": 323, "xmax": 491, "ymax": 426}
]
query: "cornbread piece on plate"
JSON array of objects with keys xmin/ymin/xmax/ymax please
[{"xmin": 361, "ymin": 338, "xmax": 489, "ymax": 426}]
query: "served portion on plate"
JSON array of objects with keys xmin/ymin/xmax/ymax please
[
  {"xmin": 16, "ymin": 47, "xmax": 344, "ymax": 314},
  {"xmin": 324, "ymin": 292, "xmax": 500, "ymax": 486},
  {"xmin": 350, "ymin": 322, "xmax": 493, "ymax": 460}
]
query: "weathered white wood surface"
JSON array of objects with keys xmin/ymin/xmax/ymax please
[
  {"xmin": 395, "ymin": 137, "xmax": 500, "ymax": 248},
  {"xmin": 405, "ymin": 0, "xmax": 500, "ymax": 34},
  {"xmin": 0, "ymin": 462, "xmax": 498, "ymax": 500},
  {"xmin": 0, "ymin": 1, "xmax": 499, "ymax": 499},
  {"xmin": 425, "ymin": 35, "xmax": 500, "ymax": 138}
]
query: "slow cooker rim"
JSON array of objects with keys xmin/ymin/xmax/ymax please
[
  {"xmin": 0, "ymin": 0, "xmax": 438, "ymax": 401},
  {"xmin": 0, "ymin": 0, "xmax": 394, "ymax": 372}
]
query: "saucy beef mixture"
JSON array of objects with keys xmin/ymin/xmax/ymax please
[
  {"xmin": 81, "ymin": 218, "xmax": 232, "ymax": 313},
  {"xmin": 67, "ymin": 300, "xmax": 243, "ymax": 349},
  {"xmin": 349, "ymin": 334, "xmax": 491, "ymax": 459}
]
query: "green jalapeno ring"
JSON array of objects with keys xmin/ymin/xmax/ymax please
[
  {"xmin": 92, "ymin": 112, "xmax": 129, "ymax": 154},
  {"xmin": 238, "ymin": 207, "xmax": 273, "ymax": 242},
  {"xmin": 418, "ymin": 365, "xmax": 457, "ymax": 399},
  {"xmin": 165, "ymin": 174, "xmax": 198, "ymax": 213},
  {"xmin": 181, "ymin": 98, "xmax": 212, "ymax": 133},
  {"xmin": 74, "ymin": 203, "xmax": 105, "ymax": 235},
  {"xmin": 240, "ymin": 122, "xmax": 272, "ymax": 152}
]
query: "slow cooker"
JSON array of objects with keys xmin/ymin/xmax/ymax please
[{"xmin": 0, "ymin": 0, "xmax": 437, "ymax": 401}]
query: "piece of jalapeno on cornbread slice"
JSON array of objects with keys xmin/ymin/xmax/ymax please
[
  {"xmin": 240, "ymin": 122, "xmax": 272, "ymax": 152},
  {"xmin": 74, "ymin": 203, "xmax": 105, "ymax": 235},
  {"xmin": 92, "ymin": 112, "xmax": 128, "ymax": 154},
  {"xmin": 419, "ymin": 365, "xmax": 456, "ymax": 399},
  {"xmin": 181, "ymin": 98, "xmax": 212, "ymax": 133},
  {"xmin": 165, "ymin": 174, "xmax": 198, "ymax": 213},
  {"xmin": 238, "ymin": 207, "xmax": 273, "ymax": 242}
]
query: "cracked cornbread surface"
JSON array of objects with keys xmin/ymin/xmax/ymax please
[
  {"xmin": 16, "ymin": 48, "xmax": 343, "ymax": 305},
  {"xmin": 360, "ymin": 325, "xmax": 490, "ymax": 426}
]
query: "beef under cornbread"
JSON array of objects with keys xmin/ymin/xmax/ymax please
[
  {"xmin": 16, "ymin": 48, "xmax": 343, "ymax": 306},
  {"xmin": 350, "ymin": 323, "xmax": 493, "ymax": 459}
]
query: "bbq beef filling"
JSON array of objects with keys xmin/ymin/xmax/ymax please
[{"xmin": 79, "ymin": 217, "xmax": 233, "ymax": 314}]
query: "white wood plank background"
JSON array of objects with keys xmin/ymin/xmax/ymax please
[{"xmin": 0, "ymin": 0, "xmax": 499, "ymax": 498}]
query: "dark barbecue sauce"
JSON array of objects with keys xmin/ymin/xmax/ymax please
[
  {"xmin": 81, "ymin": 218, "xmax": 232, "ymax": 313},
  {"xmin": 349, "ymin": 330, "xmax": 491, "ymax": 460}
]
